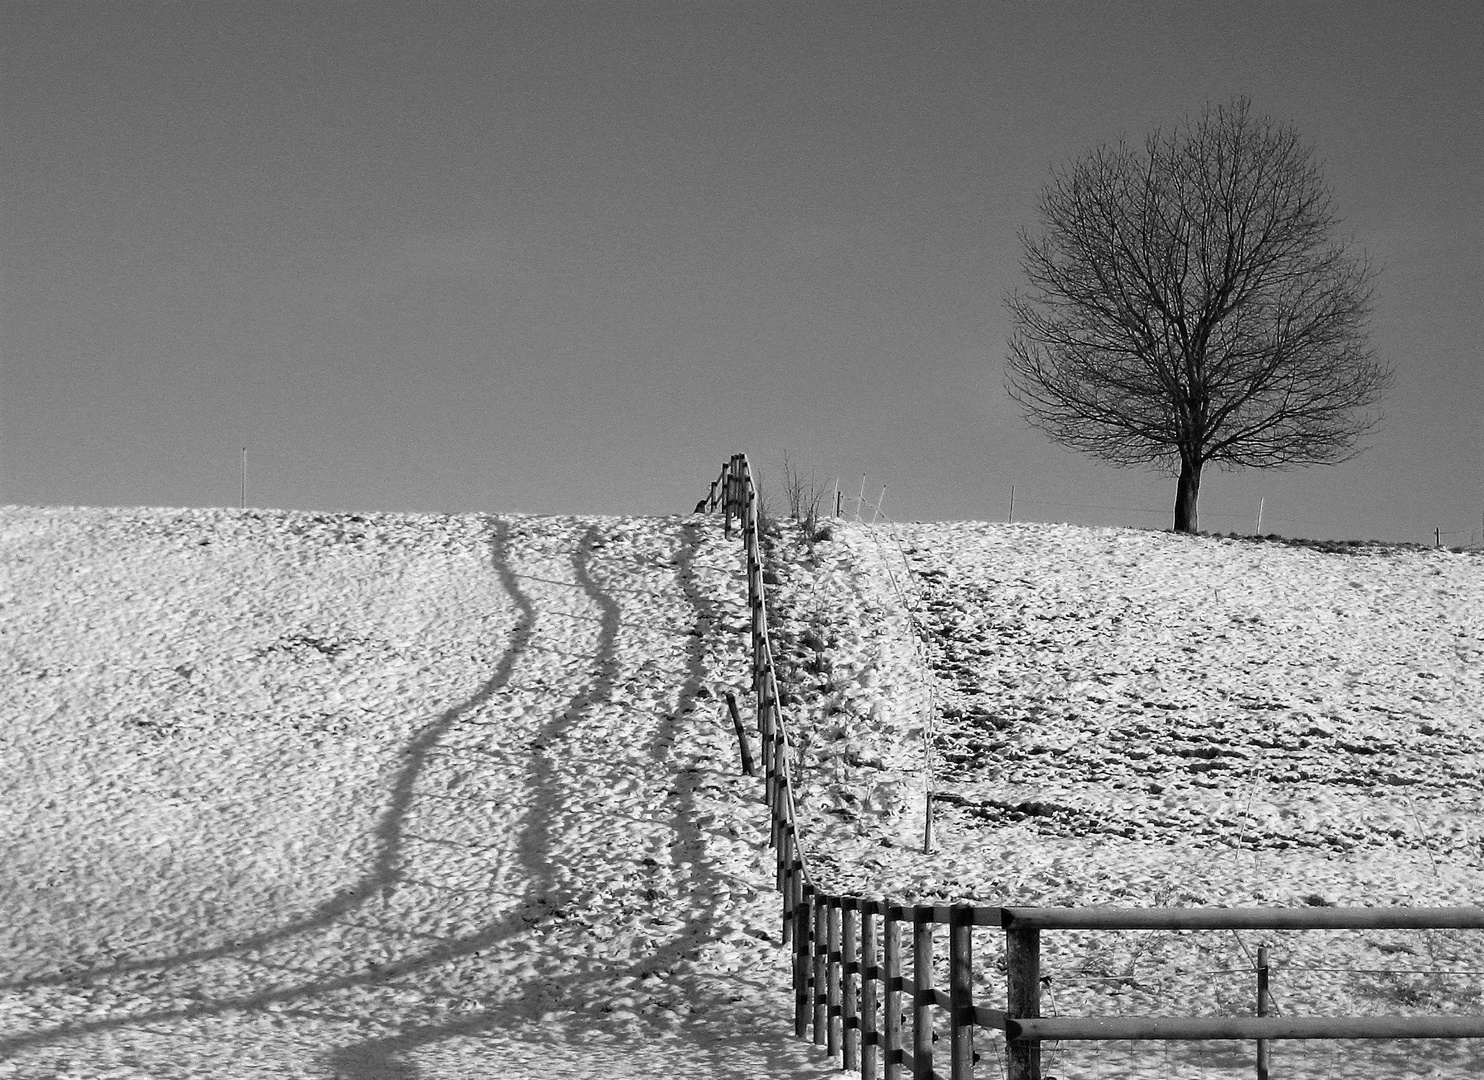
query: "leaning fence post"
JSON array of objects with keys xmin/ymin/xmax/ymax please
[
  {"xmin": 949, "ymin": 905, "xmax": 974, "ymax": 1080},
  {"xmin": 913, "ymin": 908, "xmax": 934, "ymax": 1080},
  {"xmin": 844, "ymin": 900, "xmax": 861, "ymax": 1071},
  {"xmin": 723, "ymin": 692, "xmax": 756, "ymax": 776},
  {"xmin": 884, "ymin": 909, "xmax": 903, "ymax": 1080},
  {"xmin": 1006, "ymin": 924, "xmax": 1041, "ymax": 1080},
  {"xmin": 862, "ymin": 904, "xmax": 880, "ymax": 1080},
  {"xmin": 1257, "ymin": 944, "xmax": 1270, "ymax": 1080}
]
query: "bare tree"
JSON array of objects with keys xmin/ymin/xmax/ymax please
[{"xmin": 1006, "ymin": 97, "xmax": 1391, "ymax": 533}]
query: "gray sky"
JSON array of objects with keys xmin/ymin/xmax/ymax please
[{"xmin": 3, "ymin": 1, "xmax": 1479, "ymax": 543}]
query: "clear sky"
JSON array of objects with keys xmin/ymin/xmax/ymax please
[{"xmin": 3, "ymin": 2, "xmax": 1479, "ymax": 544}]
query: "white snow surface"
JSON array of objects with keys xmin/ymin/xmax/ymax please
[
  {"xmin": 1, "ymin": 507, "xmax": 844, "ymax": 1079},
  {"xmin": 762, "ymin": 519, "xmax": 1484, "ymax": 1079},
  {"xmin": 3, "ymin": 506, "xmax": 1482, "ymax": 1078}
]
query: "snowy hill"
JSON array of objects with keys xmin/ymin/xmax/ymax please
[{"xmin": 3, "ymin": 506, "xmax": 1481, "ymax": 1078}]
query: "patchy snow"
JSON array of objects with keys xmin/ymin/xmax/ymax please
[{"xmin": 4, "ymin": 505, "xmax": 1482, "ymax": 1078}]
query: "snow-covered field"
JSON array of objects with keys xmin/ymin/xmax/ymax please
[
  {"xmin": 762, "ymin": 519, "xmax": 1484, "ymax": 1079},
  {"xmin": 3, "ymin": 505, "xmax": 1481, "ymax": 1078},
  {"xmin": 0, "ymin": 507, "xmax": 848, "ymax": 1079}
]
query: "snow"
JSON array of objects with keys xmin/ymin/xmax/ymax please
[
  {"xmin": 762, "ymin": 519, "xmax": 1484, "ymax": 1079},
  {"xmin": 3, "ymin": 505, "xmax": 1481, "ymax": 1078},
  {"xmin": 1, "ymin": 507, "xmax": 849, "ymax": 1079}
]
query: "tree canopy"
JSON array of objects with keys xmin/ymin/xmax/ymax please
[{"xmin": 1006, "ymin": 97, "xmax": 1391, "ymax": 533}]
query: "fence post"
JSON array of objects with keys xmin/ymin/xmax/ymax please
[
  {"xmin": 750, "ymin": 553, "xmax": 764, "ymax": 694},
  {"xmin": 884, "ymin": 910, "xmax": 903, "ymax": 1080},
  {"xmin": 768, "ymin": 677, "xmax": 785, "ymax": 849},
  {"xmin": 1006, "ymin": 926, "xmax": 1041, "ymax": 1080},
  {"xmin": 795, "ymin": 884, "xmax": 814, "ymax": 1038},
  {"xmin": 1257, "ymin": 944, "xmax": 1270, "ymax": 1080},
  {"xmin": 760, "ymin": 672, "xmax": 776, "ymax": 826},
  {"xmin": 781, "ymin": 831, "xmax": 794, "ymax": 943},
  {"xmin": 723, "ymin": 692, "xmax": 755, "ymax": 776},
  {"xmin": 724, "ymin": 459, "xmax": 734, "ymax": 537},
  {"xmin": 790, "ymin": 845, "xmax": 804, "ymax": 947},
  {"xmin": 949, "ymin": 905, "xmax": 974, "ymax": 1080},
  {"xmin": 776, "ymin": 810, "xmax": 787, "ymax": 892},
  {"xmin": 815, "ymin": 899, "xmax": 830, "ymax": 1045},
  {"xmin": 913, "ymin": 909, "xmax": 935, "ymax": 1080},
  {"xmin": 862, "ymin": 905, "xmax": 880, "ymax": 1080},
  {"xmin": 844, "ymin": 901, "xmax": 861, "ymax": 1069},
  {"xmin": 829, "ymin": 901, "xmax": 844, "ymax": 1056}
]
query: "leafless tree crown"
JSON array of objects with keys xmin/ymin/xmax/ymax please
[{"xmin": 1006, "ymin": 97, "xmax": 1391, "ymax": 479}]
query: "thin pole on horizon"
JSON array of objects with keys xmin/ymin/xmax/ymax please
[
  {"xmin": 1009, "ymin": 485, "xmax": 1015, "ymax": 524},
  {"xmin": 241, "ymin": 448, "xmax": 246, "ymax": 510},
  {"xmin": 1256, "ymin": 497, "xmax": 1264, "ymax": 534}
]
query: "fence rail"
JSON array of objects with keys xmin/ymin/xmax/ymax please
[{"xmin": 700, "ymin": 452, "xmax": 1484, "ymax": 1080}]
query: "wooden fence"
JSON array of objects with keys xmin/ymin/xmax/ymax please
[{"xmin": 702, "ymin": 452, "xmax": 1484, "ymax": 1080}]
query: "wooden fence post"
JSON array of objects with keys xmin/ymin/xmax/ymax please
[
  {"xmin": 795, "ymin": 885, "xmax": 814, "ymax": 1039},
  {"xmin": 815, "ymin": 899, "xmax": 830, "ymax": 1045},
  {"xmin": 1257, "ymin": 945, "xmax": 1270, "ymax": 1080},
  {"xmin": 949, "ymin": 905, "xmax": 974, "ymax": 1080},
  {"xmin": 844, "ymin": 901, "xmax": 861, "ymax": 1071},
  {"xmin": 790, "ymin": 842, "xmax": 804, "ymax": 946},
  {"xmin": 884, "ymin": 910, "xmax": 903, "ymax": 1080},
  {"xmin": 1007, "ymin": 926, "xmax": 1041, "ymax": 1080},
  {"xmin": 862, "ymin": 905, "xmax": 880, "ymax": 1080},
  {"xmin": 723, "ymin": 692, "xmax": 755, "ymax": 776},
  {"xmin": 828, "ymin": 901, "xmax": 844, "ymax": 1056},
  {"xmin": 771, "ymin": 727, "xmax": 787, "ymax": 849},
  {"xmin": 781, "ymin": 830, "xmax": 795, "ymax": 943},
  {"xmin": 913, "ymin": 909, "xmax": 934, "ymax": 1080},
  {"xmin": 775, "ymin": 811, "xmax": 786, "ymax": 892},
  {"xmin": 724, "ymin": 460, "xmax": 734, "ymax": 537}
]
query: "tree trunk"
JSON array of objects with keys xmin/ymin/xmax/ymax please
[{"xmin": 1174, "ymin": 456, "xmax": 1202, "ymax": 533}]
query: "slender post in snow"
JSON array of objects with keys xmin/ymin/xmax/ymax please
[
  {"xmin": 871, "ymin": 485, "xmax": 886, "ymax": 524},
  {"xmin": 1009, "ymin": 485, "xmax": 1015, "ymax": 524},
  {"xmin": 857, "ymin": 475, "xmax": 867, "ymax": 521},
  {"xmin": 1256, "ymin": 944, "xmax": 1271, "ymax": 1080},
  {"xmin": 1255, "ymin": 496, "xmax": 1264, "ymax": 534},
  {"xmin": 241, "ymin": 448, "xmax": 246, "ymax": 509}
]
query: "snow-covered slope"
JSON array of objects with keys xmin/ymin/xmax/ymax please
[
  {"xmin": 0, "ymin": 507, "xmax": 846, "ymax": 1079},
  {"xmin": 5, "ymin": 506, "xmax": 1482, "ymax": 1079},
  {"xmin": 760, "ymin": 519, "xmax": 1484, "ymax": 1079}
]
